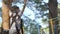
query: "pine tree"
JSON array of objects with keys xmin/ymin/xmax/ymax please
[
  {"xmin": 48, "ymin": 0, "xmax": 58, "ymax": 34},
  {"xmin": 2, "ymin": 0, "xmax": 12, "ymax": 34}
]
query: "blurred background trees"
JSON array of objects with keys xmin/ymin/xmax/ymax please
[{"xmin": 0, "ymin": 0, "xmax": 60, "ymax": 34}]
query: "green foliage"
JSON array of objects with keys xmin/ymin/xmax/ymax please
[
  {"xmin": 34, "ymin": 0, "xmax": 42, "ymax": 4},
  {"xmin": 42, "ymin": 18, "xmax": 47, "ymax": 22},
  {"xmin": 30, "ymin": 23, "xmax": 38, "ymax": 34},
  {"xmin": 58, "ymin": 4, "xmax": 60, "ymax": 30},
  {"xmin": 23, "ymin": 0, "xmax": 49, "ymax": 34},
  {"xmin": 24, "ymin": 22, "xmax": 40, "ymax": 34},
  {"xmin": 0, "ymin": 8, "xmax": 2, "ymax": 12}
]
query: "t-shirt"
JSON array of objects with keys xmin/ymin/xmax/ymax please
[{"xmin": 9, "ymin": 10, "xmax": 22, "ymax": 30}]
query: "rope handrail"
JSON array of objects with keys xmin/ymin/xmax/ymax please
[{"xmin": 45, "ymin": 17, "xmax": 59, "ymax": 22}]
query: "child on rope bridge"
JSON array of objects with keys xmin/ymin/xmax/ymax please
[{"xmin": 9, "ymin": 5, "xmax": 23, "ymax": 34}]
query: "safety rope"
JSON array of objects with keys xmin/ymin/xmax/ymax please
[{"xmin": 45, "ymin": 17, "xmax": 59, "ymax": 22}]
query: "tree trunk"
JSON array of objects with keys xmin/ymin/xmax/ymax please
[
  {"xmin": 48, "ymin": 0, "xmax": 58, "ymax": 34},
  {"xmin": 2, "ymin": 0, "xmax": 12, "ymax": 34}
]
